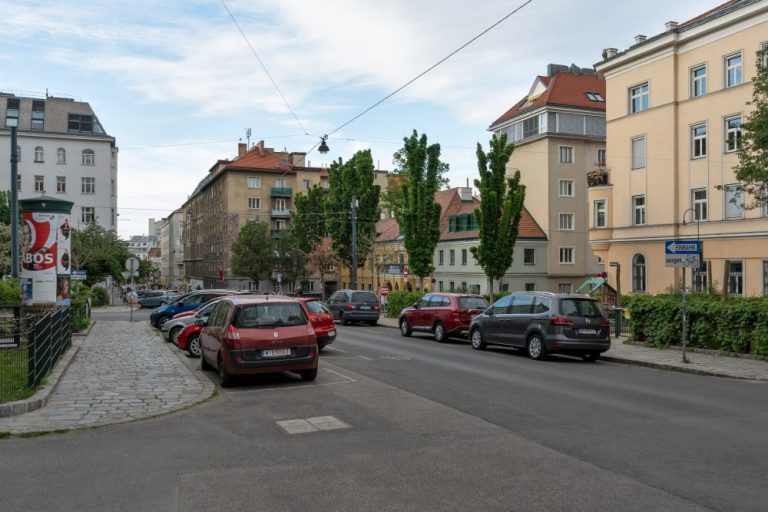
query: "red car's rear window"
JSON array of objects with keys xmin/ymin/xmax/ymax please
[
  {"xmin": 233, "ymin": 303, "xmax": 307, "ymax": 328},
  {"xmin": 458, "ymin": 297, "xmax": 488, "ymax": 310},
  {"xmin": 305, "ymin": 300, "xmax": 329, "ymax": 315}
]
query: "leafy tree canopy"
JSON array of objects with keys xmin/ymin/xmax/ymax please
[
  {"xmin": 292, "ymin": 185, "xmax": 327, "ymax": 253},
  {"xmin": 231, "ymin": 221, "xmax": 276, "ymax": 284}
]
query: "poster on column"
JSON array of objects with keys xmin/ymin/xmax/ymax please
[
  {"xmin": 20, "ymin": 212, "xmax": 59, "ymax": 305},
  {"xmin": 56, "ymin": 214, "xmax": 72, "ymax": 305}
]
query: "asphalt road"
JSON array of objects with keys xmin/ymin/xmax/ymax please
[{"xmin": 1, "ymin": 319, "xmax": 766, "ymax": 511}]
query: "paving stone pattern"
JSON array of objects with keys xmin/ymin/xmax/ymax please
[{"xmin": 0, "ymin": 320, "xmax": 213, "ymax": 434}]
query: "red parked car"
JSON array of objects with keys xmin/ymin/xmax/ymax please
[
  {"xmin": 199, "ymin": 296, "xmax": 319, "ymax": 387},
  {"xmin": 299, "ymin": 298, "xmax": 336, "ymax": 351},
  {"xmin": 399, "ymin": 293, "xmax": 488, "ymax": 342},
  {"xmin": 176, "ymin": 322, "xmax": 204, "ymax": 357}
]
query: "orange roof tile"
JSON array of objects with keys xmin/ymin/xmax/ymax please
[{"xmin": 375, "ymin": 217, "xmax": 401, "ymax": 242}]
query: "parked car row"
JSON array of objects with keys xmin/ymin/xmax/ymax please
[
  {"xmin": 399, "ymin": 292, "xmax": 611, "ymax": 362},
  {"xmin": 138, "ymin": 289, "xmax": 180, "ymax": 309}
]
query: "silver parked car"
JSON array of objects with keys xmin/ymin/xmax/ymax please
[
  {"xmin": 161, "ymin": 299, "xmax": 220, "ymax": 346},
  {"xmin": 468, "ymin": 292, "xmax": 611, "ymax": 361},
  {"xmin": 138, "ymin": 290, "xmax": 179, "ymax": 309}
]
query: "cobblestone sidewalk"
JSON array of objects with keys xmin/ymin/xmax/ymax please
[{"xmin": 0, "ymin": 320, "xmax": 214, "ymax": 434}]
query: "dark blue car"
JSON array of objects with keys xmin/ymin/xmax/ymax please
[{"xmin": 149, "ymin": 290, "xmax": 236, "ymax": 328}]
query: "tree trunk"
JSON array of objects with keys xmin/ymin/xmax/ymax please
[
  {"xmin": 320, "ymin": 275, "xmax": 326, "ymax": 301},
  {"xmin": 488, "ymin": 277, "xmax": 494, "ymax": 300}
]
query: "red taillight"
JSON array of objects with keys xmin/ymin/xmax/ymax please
[
  {"xmin": 601, "ymin": 318, "xmax": 611, "ymax": 327},
  {"xmin": 373, "ymin": 304, "xmax": 380, "ymax": 311},
  {"xmin": 222, "ymin": 325, "xmax": 240, "ymax": 347},
  {"xmin": 345, "ymin": 303, "xmax": 354, "ymax": 311},
  {"xmin": 452, "ymin": 311, "xmax": 461, "ymax": 321},
  {"xmin": 550, "ymin": 316, "xmax": 573, "ymax": 326}
]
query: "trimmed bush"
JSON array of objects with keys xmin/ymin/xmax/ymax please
[
  {"xmin": 623, "ymin": 294, "xmax": 768, "ymax": 355},
  {"xmin": 0, "ymin": 278, "xmax": 20, "ymax": 304},
  {"xmin": 385, "ymin": 291, "xmax": 423, "ymax": 318},
  {"xmin": 91, "ymin": 286, "xmax": 109, "ymax": 307}
]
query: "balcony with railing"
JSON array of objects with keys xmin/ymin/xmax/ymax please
[
  {"xmin": 271, "ymin": 187, "xmax": 293, "ymax": 197},
  {"xmin": 271, "ymin": 209, "xmax": 291, "ymax": 218},
  {"xmin": 587, "ymin": 168, "xmax": 610, "ymax": 187}
]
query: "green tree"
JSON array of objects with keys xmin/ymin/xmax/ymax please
[
  {"xmin": 0, "ymin": 190, "xmax": 11, "ymax": 225},
  {"xmin": 275, "ymin": 230, "xmax": 308, "ymax": 291},
  {"xmin": 292, "ymin": 185, "xmax": 327, "ymax": 253},
  {"xmin": 326, "ymin": 150, "xmax": 381, "ymax": 275},
  {"xmin": 732, "ymin": 46, "xmax": 768, "ymax": 208},
  {"xmin": 470, "ymin": 133, "xmax": 526, "ymax": 296},
  {"xmin": 71, "ymin": 223, "xmax": 132, "ymax": 285},
  {"xmin": 0, "ymin": 223, "xmax": 11, "ymax": 278},
  {"xmin": 390, "ymin": 130, "xmax": 445, "ymax": 289},
  {"xmin": 231, "ymin": 221, "xmax": 276, "ymax": 286},
  {"xmin": 307, "ymin": 237, "xmax": 340, "ymax": 300}
]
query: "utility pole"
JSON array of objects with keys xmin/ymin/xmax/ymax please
[
  {"xmin": 351, "ymin": 196, "xmax": 358, "ymax": 290},
  {"xmin": 10, "ymin": 126, "xmax": 19, "ymax": 278}
]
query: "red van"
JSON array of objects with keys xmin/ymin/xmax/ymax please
[{"xmin": 199, "ymin": 296, "xmax": 319, "ymax": 387}]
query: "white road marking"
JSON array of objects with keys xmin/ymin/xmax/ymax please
[{"xmin": 277, "ymin": 416, "xmax": 350, "ymax": 434}]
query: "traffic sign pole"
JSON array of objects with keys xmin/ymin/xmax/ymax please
[{"xmin": 682, "ymin": 268, "xmax": 687, "ymax": 362}]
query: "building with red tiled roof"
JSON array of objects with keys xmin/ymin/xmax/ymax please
[{"xmin": 489, "ymin": 64, "xmax": 606, "ymax": 294}]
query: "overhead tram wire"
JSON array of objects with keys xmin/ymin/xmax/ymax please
[
  {"xmin": 309, "ymin": 0, "xmax": 536, "ymax": 154},
  {"xmin": 220, "ymin": 0, "xmax": 309, "ymax": 136}
]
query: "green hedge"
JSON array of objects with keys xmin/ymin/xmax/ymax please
[
  {"xmin": 623, "ymin": 294, "xmax": 768, "ymax": 356},
  {"xmin": 385, "ymin": 291, "xmax": 423, "ymax": 318},
  {"xmin": 0, "ymin": 278, "xmax": 20, "ymax": 304},
  {"xmin": 91, "ymin": 286, "xmax": 109, "ymax": 307}
]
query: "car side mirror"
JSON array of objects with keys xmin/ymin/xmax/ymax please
[
  {"xmin": 195, "ymin": 318, "xmax": 207, "ymax": 327},
  {"xmin": 413, "ymin": 302, "xmax": 420, "ymax": 309},
  {"xmin": 486, "ymin": 308, "xmax": 494, "ymax": 317}
]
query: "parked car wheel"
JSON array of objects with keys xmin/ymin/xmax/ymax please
[
  {"xmin": 433, "ymin": 322, "xmax": 446, "ymax": 343},
  {"xmin": 340, "ymin": 313, "xmax": 350, "ymax": 326},
  {"xmin": 399, "ymin": 318, "xmax": 412, "ymax": 337},
  {"xmin": 200, "ymin": 352, "xmax": 213, "ymax": 372},
  {"xmin": 470, "ymin": 328, "xmax": 486, "ymax": 350},
  {"xmin": 527, "ymin": 334, "xmax": 547, "ymax": 361},
  {"xmin": 318, "ymin": 343, "xmax": 327, "ymax": 352},
  {"xmin": 300, "ymin": 368, "xmax": 318, "ymax": 382},
  {"xmin": 169, "ymin": 327, "xmax": 182, "ymax": 345},
  {"xmin": 581, "ymin": 351, "xmax": 600, "ymax": 362},
  {"xmin": 218, "ymin": 356, "xmax": 234, "ymax": 388},
  {"xmin": 157, "ymin": 316, "xmax": 171, "ymax": 328},
  {"xmin": 187, "ymin": 334, "xmax": 201, "ymax": 358}
]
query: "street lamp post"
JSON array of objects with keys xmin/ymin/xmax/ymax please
[
  {"xmin": 679, "ymin": 208, "xmax": 701, "ymax": 363},
  {"xmin": 10, "ymin": 125, "xmax": 19, "ymax": 278}
]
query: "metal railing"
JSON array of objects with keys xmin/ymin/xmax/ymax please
[
  {"xmin": 612, "ymin": 308, "xmax": 631, "ymax": 338},
  {"xmin": 0, "ymin": 306, "xmax": 72, "ymax": 404}
]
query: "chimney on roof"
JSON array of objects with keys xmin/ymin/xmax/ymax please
[
  {"xmin": 290, "ymin": 152, "xmax": 306, "ymax": 167},
  {"xmin": 256, "ymin": 140, "xmax": 265, "ymax": 157},
  {"xmin": 238, "ymin": 143, "xmax": 247, "ymax": 158},
  {"xmin": 546, "ymin": 63, "xmax": 569, "ymax": 76},
  {"xmin": 665, "ymin": 21, "xmax": 678, "ymax": 31},
  {"xmin": 602, "ymin": 48, "xmax": 619, "ymax": 60},
  {"xmin": 458, "ymin": 187, "xmax": 473, "ymax": 202},
  {"xmin": 634, "ymin": 34, "xmax": 647, "ymax": 44}
]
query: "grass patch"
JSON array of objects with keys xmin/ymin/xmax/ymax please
[{"xmin": 0, "ymin": 349, "xmax": 32, "ymax": 403}]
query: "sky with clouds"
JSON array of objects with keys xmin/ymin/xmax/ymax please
[{"xmin": 0, "ymin": 0, "xmax": 709, "ymax": 238}]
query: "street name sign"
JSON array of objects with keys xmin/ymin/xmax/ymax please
[{"xmin": 665, "ymin": 240, "xmax": 702, "ymax": 268}]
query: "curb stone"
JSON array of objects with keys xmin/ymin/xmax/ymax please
[{"xmin": 599, "ymin": 354, "xmax": 768, "ymax": 381}]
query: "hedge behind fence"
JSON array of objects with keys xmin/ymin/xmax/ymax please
[
  {"xmin": 623, "ymin": 294, "xmax": 768, "ymax": 356},
  {"xmin": 385, "ymin": 291, "xmax": 423, "ymax": 318}
]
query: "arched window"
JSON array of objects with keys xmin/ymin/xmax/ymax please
[
  {"xmin": 632, "ymin": 254, "xmax": 646, "ymax": 292},
  {"xmin": 34, "ymin": 146, "xmax": 44, "ymax": 163},
  {"xmin": 57, "ymin": 148, "xmax": 66, "ymax": 164},
  {"xmin": 81, "ymin": 149, "xmax": 95, "ymax": 166}
]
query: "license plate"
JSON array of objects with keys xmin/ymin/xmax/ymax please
[
  {"xmin": 328, "ymin": 330, "xmax": 336, "ymax": 337},
  {"xmin": 262, "ymin": 348, "xmax": 291, "ymax": 358},
  {"xmin": 359, "ymin": 305, "xmax": 371, "ymax": 310},
  {"xmin": 579, "ymin": 329, "xmax": 597, "ymax": 335}
]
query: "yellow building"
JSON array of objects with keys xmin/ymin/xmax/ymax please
[{"xmin": 589, "ymin": 0, "xmax": 768, "ymax": 296}]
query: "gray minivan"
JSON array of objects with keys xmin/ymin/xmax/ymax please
[{"xmin": 468, "ymin": 292, "xmax": 610, "ymax": 361}]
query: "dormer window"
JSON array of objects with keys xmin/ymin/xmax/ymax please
[{"xmin": 586, "ymin": 92, "xmax": 604, "ymax": 102}]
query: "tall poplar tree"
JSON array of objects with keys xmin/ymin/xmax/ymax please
[
  {"xmin": 325, "ymin": 150, "xmax": 381, "ymax": 275},
  {"xmin": 470, "ymin": 133, "xmax": 526, "ymax": 297},
  {"xmin": 292, "ymin": 185, "xmax": 327, "ymax": 253},
  {"xmin": 391, "ymin": 130, "xmax": 444, "ymax": 290}
]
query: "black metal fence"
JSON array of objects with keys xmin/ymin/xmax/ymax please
[
  {"xmin": 0, "ymin": 306, "xmax": 72, "ymax": 404},
  {"xmin": 612, "ymin": 308, "xmax": 631, "ymax": 338}
]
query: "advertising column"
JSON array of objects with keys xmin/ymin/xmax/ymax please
[{"xmin": 19, "ymin": 197, "xmax": 74, "ymax": 306}]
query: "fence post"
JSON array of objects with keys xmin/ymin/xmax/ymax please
[{"xmin": 27, "ymin": 319, "xmax": 37, "ymax": 389}]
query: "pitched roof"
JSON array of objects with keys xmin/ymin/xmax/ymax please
[
  {"xmin": 436, "ymin": 188, "xmax": 546, "ymax": 242},
  {"xmin": 375, "ymin": 218, "xmax": 401, "ymax": 242},
  {"xmin": 489, "ymin": 72, "xmax": 605, "ymax": 129}
]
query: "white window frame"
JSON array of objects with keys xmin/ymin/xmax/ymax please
[
  {"xmin": 56, "ymin": 176, "xmax": 66, "ymax": 193},
  {"xmin": 558, "ymin": 179, "xmax": 574, "ymax": 197},
  {"xmin": 725, "ymin": 52, "xmax": 743, "ymax": 88},
  {"xmin": 34, "ymin": 146, "xmax": 44, "ymax": 163},
  {"xmin": 559, "ymin": 146, "xmax": 574, "ymax": 164},
  {"xmin": 691, "ymin": 123, "xmax": 707, "ymax": 158},
  {"xmin": 275, "ymin": 198, "xmax": 287, "ymax": 211},
  {"xmin": 275, "ymin": 178, "xmax": 287, "ymax": 188},
  {"xmin": 594, "ymin": 199, "xmax": 607, "ymax": 228},
  {"xmin": 691, "ymin": 65, "xmax": 707, "ymax": 97},
  {"xmin": 247, "ymin": 197, "xmax": 261, "ymax": 209},
  {"xmin": 557, "ymin": 283, "xmax": 572, "ymax": 294},
  {"xmin": 597, "ymin": 148, "xmax": 606, "ymax": 166},
  {"xmin": 762, "ymin": 42, "xmax": 768, "ymax": 69},
  {"xmin": 727, "ymin": 260, "xmax": 744, "ymax": 296},
  {"xmin": 763, "ymin": 260, "xmax": 768, "ymax": 295},
  {"xmin": 724, "ymin": 183, "xmax": 743, "ymax": 219},
  {"xmin": 724, "ymin": 115, "xmax": 742, "ymax": 152},
  {"xmin": 247, "ymin": 176, "xmax": 261, "ymax": 189},
  {"xmin": 558, "ymin": 213, "xmax": 574, "ymax": 231},
  {"xmin": 34, "ymin": 175, "xmax": 45, "ymax": 193},
  {"xmin": 81, "ymin": 149, "xmax": 95, "ymax": 166},
  {"xmin": 629, "ymin": 82, "xmax": 649, "ymax": 113},
  {"xmin": 631, "ymin": 136, "xmax": 646, "ymax": 169},
  {"xmin": 524, "ymin": 248, "xmax": 535, "ymax": 266},
  {"xmin": 81, "ymin": 206, "xmax": 95, "ymax": 224},
  {"xmin": 56, "ymin": 148, "xmax": 66, "ymax": 165},
  {"xmin": 632, "ymin": 254, "xmax": 647, "ymax": 292},
  {"xmin": 692, "ymin": 188, "xmax": 708, "ymax": 221},
  {"xmin": 81, "ymin": 177, "xmax": 95, "ymax": 194},
  {"xmin": 559, "ymin": 247, "xmax": 574, "ymax": 265},
  {"xmin": 632, "ymin": 195, "xmax": 646, "ymax": 226},
  {"xmin": 302, "ymin": 179, "xmax": 310, "ymax": 191}
]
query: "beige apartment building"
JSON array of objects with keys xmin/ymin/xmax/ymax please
[
  {"xmin": 590, "ymin": 0, "xmax": 768, "ymax": 297},
  {"xmin": 489, "ymin": 64, "xmax": 606, "ymax": 293},
  {"xmin": 182, "ymin": 141, "xmax": 330, "ymax": 290}
]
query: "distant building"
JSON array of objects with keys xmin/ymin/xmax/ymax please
[
  {"xmin": 590, "ymin": 0, "xmax": 768, "ymax": 296},
  {"xmin": 127, "ymin": 235, "xmax": 159, "ymax": 260},
  {"xmin": 489, "ymin": 63, "xmax": 606, "ymax": 294},
  {"xmin": 159, "ymin": 210, "xmax": 184, "ymax": 289},
  {"xmin": 0, "ymin": 93, "xmax": 118, "ymax": 231}
]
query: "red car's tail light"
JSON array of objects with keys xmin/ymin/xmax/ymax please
[
  {"xmin": 222, "ymin": 325, "xmax": 240, "ymax": 348},
  {"xmin": 550, "ymin": 316, "xmax": 574, "ymax": 326}
]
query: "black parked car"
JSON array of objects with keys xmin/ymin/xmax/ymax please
[
  {"xmin": 326, "ymin": 290, "xmax": 381, "ymax": 326},
  {"xmin": 468, "ymin": 292, "xmax": 610, "ymax": 361}
]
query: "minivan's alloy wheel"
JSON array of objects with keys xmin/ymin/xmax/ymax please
[
  {"xmin": 527, "ymin": 334, "xmax": 547, "ymax": 361},
  {"xmin": 470, "ymin": 329, "xmax": 486, "ymax": 350},
  {"xmin": 170, "ymin": 327, "xmax": 182, "ymax": 345},
  {"xmin": 434, "ymin": 322, "xmax": 446, "ymax": 343},
  {"xmin": 187, "ymin": 334, "xmax": 201, "ymax": 357},
  {"xmin": 400, "ymin": 319, "xmax": 412, "ymax": 337}
]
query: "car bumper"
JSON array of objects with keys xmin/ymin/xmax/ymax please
[
  {"xmin": 317, "ymin": 331, "xmax": 336, "ymax": 346},
  {"xmin": 225, "ymin": 345, "xmax": 318, "ymax": 375},
  {"xmin": 340, "ymin": 311, "xmax": 380, "ymax": 322},
  {"xmin": 545, "ymin": 335, "xmax": 611, "ymax": 354}
]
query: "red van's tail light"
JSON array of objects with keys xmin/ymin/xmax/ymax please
[
  {"xmin": 222, "ymin": 325, "xmax": 240, "ymax": 348},
  {"xmin": 600, "ymin": 318, "xmax": 611, "ymax": 327},
  {"xmin": 550, "ymin": 316, "xmax": 574, "ymax": 326},
  {"xmin": 373, "ymin": 303, "xmax": 381, "ymax": 312}
]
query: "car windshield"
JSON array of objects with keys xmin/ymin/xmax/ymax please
[
  {"xmin": 233, "ymin": 303, "xmax": 307, "ymax": 328},
  {"xmin": 559, "ymin": 299, "xmax": 603, "ymax": 318},
  {"xmin": 305, "ymin": 301, "xmax": 328, "ymax": 314},
  {"xmin": 458, "ymin": 297, "xmax": 488, "ymax": 310},
  {"xmin": 351, "ymin": 292, "xmax": 377, "ymax": 303}
]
